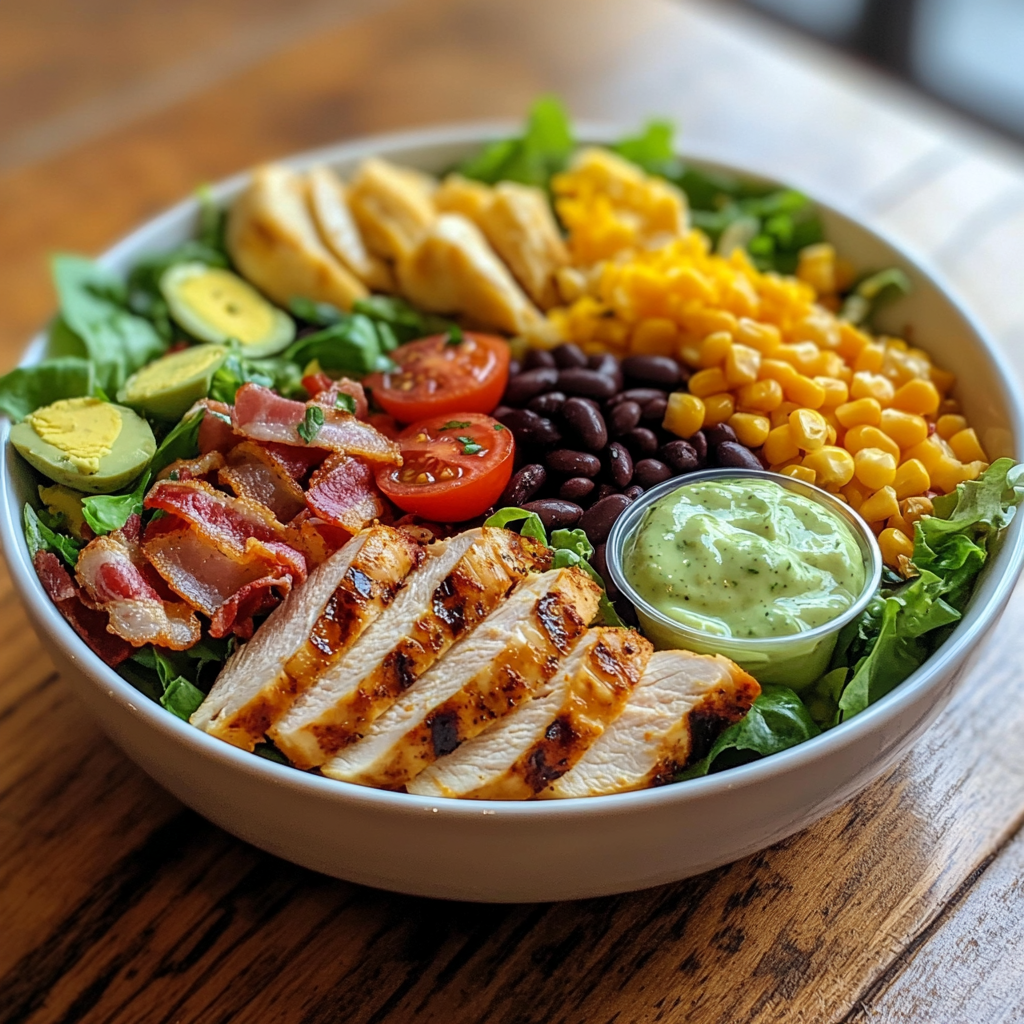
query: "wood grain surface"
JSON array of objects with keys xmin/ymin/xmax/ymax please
[{"xmin": 2, "ymin": 1, "xmax": 1024, "ymax": 1021}]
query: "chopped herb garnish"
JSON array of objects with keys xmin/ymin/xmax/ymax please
[
  {"xmin": 439, "ymin": 419, "xmax": 472, "ymax": 430},
  {"xmin": 494, "ymin": 423, "xmax": 506, "ymax": 431},
  {"xmin": 334, "ymin": 392, "xmax": 356, "ymax": 414},
  {"xmin": 297, "ymin": 405, "xmax": 325, "ymax": 444},
  {"xmin": 457, "ymin": 435, "xmax": 484, "ymax": 455},
  {"xmin": 444, "ymin": 325, "xmax": 464, "ymax": 346}
]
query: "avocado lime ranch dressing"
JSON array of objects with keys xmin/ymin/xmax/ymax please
[{"xmin": 623, "ymin": 478, "xmax": 866, "ymax": 639}]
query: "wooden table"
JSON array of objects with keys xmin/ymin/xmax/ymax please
[{"xmin": 3, "ymin": 1, "xmax": 1024, "ymax": 1020}]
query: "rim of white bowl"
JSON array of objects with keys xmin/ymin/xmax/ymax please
[{"xmin": 2, "ymin": 119, "xmax": 1022, "ymax": 821}]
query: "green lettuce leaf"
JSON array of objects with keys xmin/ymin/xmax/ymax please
[
  {"xmin": 160, "ymin": 675, "xmax": 206, "ymax": 721},
  {"xmin": 484, "ymin": 509, "xmax": 625, "ymax": 626},
  {"xmin": 284, "ymin": 315, "xmax": 395, "ymax": 376},
  {"xmin": 50, "ymin": 254, "xmax": 168, "ymax": 393},
  {"xmin": 352, "ymin": 295, "xmax": 456, "ymax": 345},
  {"xmin": 0, "ymin": 357, "xmax": 95, "ymax": 421},
  {"xmin": 81, "ymin": 471, "xmax": 151, "ymax": 536},
  {"xmin": 456, "ymin": 95, "xmax": 573, "ymax": 188},
  {"xmin": 23, "ymin": 502, "xmax": 83, "ymax": 569},
  {"xmin": 149, "ymin": 408, "xmax": 205, "ymax": 478},
  {"xmin": 611, "ymin": 119, "xmax": 681, "ymax": 178},
  {"xmin": 840, "ymin": 268, "xmax": 912, "ymax": 327},
  {"xmin": 679, "ymin": 685, "xmax": 820, "ymax": 779},
  {"xmin": 208, "ymin": 347, "xmax": 305, "ymax": 403}
]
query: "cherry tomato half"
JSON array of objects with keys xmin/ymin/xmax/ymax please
[
  {"xmin": 364, "ymin": 332, "xmax": 510, "ymax": 423},
  {"xmin": 375, "ymin": 413, "xmax": 514, "ymax": 521}
]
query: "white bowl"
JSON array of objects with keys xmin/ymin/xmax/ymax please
[{"xmin": 3, "ymin": 124, "xmax": 1022, "ymax": 902}]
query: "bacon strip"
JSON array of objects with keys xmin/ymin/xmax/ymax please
[
  {"xmin": 156, "ymin": 450, "xmax": 226, "ymax": 483},
  {"xmin": 305, "ymin": 453, "xmax": 388, "ymax": 533},
  {"xmin": 34, "ymin": 551, "xmax": 134, "ymax": 666},
  {"xmin": 144, "ymin": 479, "xmax": 297, "ymax": 558},
  {"xmin": 142, "ymin": 516, "xmax": 304, "ymax": 638},
  {"xmin": 218, "ymin": 442, "xmax": 307, "ymax": 523},
  {"xmin": 75, "ymin": 520, "xmax": 202, "ymax": 650},
  {"xmin": 196, "ymin": 399, "xmax": 239, "ymax": 455},
  {"xmin": 232, "ymin": 384, "xmax": 401, "ymax": 464},
  {"xmin": 307, "ymin": 376, "xmax": 369, "ymax": 422}
]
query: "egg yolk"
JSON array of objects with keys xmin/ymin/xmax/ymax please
[{"xmin": 26, "ymin": 397, "xmax": 122, "ymax": 474}]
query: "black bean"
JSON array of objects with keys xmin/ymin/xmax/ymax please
[
  {"xmin": 588, "ymin": 353, "xmax": 623, "ymax": 389},
  {"xmin": 552, "ymin": 342, "xmax": 588, "ymax": 369},
  {"xmin": 634, "ymin": 459, "xmax": 672, "ymax": 488},
  {"xmin": 606, "ymin": 387, "xmax": 663, "ymax": 407},
  {"xmin": 547, "ymin": 449, "xmax": 602, "ymax": 477},
  {"xmin": 704, "ymin": 423, "xmax": 738, "ymax": 449},
  {"xmin": 623, "ymin": 426, "xmax": 659, "ymax": 457},
  {"xmin": 522, "ymin": 499, "xmax": 583, "ymax": 531},
  {"xmin": 608, "ymin": 400, "xmax": 642, "ymax": 437},
  {"xmin": 660, "ymin": 439, "xmax": 700, "ymax": 473},
  {"xmin": 559, "ymin": 476, "xmax": 596, "ymax": 502},
  {"xmin": 716, "ymin": 441, "xmax": 764, "ymax": 471},
  {"xmin": 606, "ymin": 441, "xmax": 633, "ymax": 489},
  {"xmin": 621, "ymin": 355, "xmax": 682, "ymax": 388},
  {"xmin": 523, "ymin": 348, "xmax": 557, "ymax": 370},
  {"xmin": 493, "ymin": 404, "xmax": 513, "ymax": 421},
  {"xmin": 528, "ymin": 391, "xmax": 566, "ymax": 416},
  {"xmin": 689, "ymin": 430, "xmax": 708, "ymax": 463},
  {"xmin": 623, "ymin": 484, "xmax": 644, "ymax": 500},
  {"xmin": 497, "ymin": 408, "xmax": 561, "ymax": 447},
  {"xmin": 561, "ymin": 397, "xmax": 608, "ymax": 452},
  {"xmin": 592, "ymin": 542, "xmax": 618, "ymax": 598},
  {"xmin": 641, "ymin": 396, "xmax": 668, "ymax": 422},
  {"xmin": 580, "ymin": 493, "xmax": 632, "ymax": 545},
  {"xmin": 503, "ymin": 367, "xmax": 559, "ymax": 406},
  {"xmin": 595, "ymin": 483, "xmax": 620, "ymax": 502},
  {"xmin": 557, "ymin": 368, "xmax": 618, "ymax": 400},
  {"xmin": 500, "ymin": 464, "xmax": 547, "ymax": 507},
  {"xmin": 508, "ymin": 360, "xmax": 521, "ymax": 377}
]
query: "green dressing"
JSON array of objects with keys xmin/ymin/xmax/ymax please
[{"xmin": 623, "ymin": 478, "xmax": 866, "ymax": 639}]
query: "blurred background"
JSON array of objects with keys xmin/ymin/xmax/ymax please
[{"xmin": 735, "ymin": 0, "xmax": 1024, "ymax": 140}]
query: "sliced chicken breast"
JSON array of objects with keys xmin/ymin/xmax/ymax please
[
  {"xmin": 478, "ymin": 182, "xmax": 569, "ymax": 310},
  {"xmin": 408, "ymin": 626, "xmax": 652, "ymax": 800},
  {"xmin": 270, "ymin": 527, "xmax": 551, "ymax": 768},
  {"xmin": 191, "ymin": 525, "xmax": 422, "ymax": 750},
  {"xmin": 543, "ymin": 650, "xmax": 760, "ymax": 798},
  {"xmin": 226, "ymin": 164, "xmax": 368, "ymax": 311},
  {"xmin": 306, "ymin": 165, "xmax": 395, "ymax": 292},
  {"xmin": 347, "ymin": 157, "xmax": 437, "ymax": 262},
  {"xmin": 321, "ymin": 566, "xmax": 602, "ymax": 789},
  {"xmin": 396, "ymin": 214, "xmax": 543, "ymax": 335}
]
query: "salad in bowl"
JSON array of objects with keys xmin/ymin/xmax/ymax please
[{"xmin": 3, "ymin": 98, "xmax": 1021, "ymax": 810}]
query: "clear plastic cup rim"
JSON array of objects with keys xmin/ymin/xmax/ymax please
[{"xmin": 604, "ymin": 467, "xmax": 884, "ymax": 650}]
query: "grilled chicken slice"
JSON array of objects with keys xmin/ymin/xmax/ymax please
[
  {"xmin": 408, "ymin": 627, "xmax": 652, "ymax": 800},
  {"xmin": 226, "ymin": 164, "xmax": 368, "ymax": 312},
  {"xmin": 396, "ymin": 214, "xmax": 543, "ymax": 335},
  {"xmin": 543, "ymin": 650, "xmax": 760, "ymax": 798},
  {"xmin": 347, "ymin": 158, "xmax": 437, "ymax": 262},
  {"xmin": 434, "ymin": 173, "xmax": 493, "ymax": 223},
  {"xmin": 270, "ymin": 527, "xmax": 551, "ymax": 768},
  {"xmin": 191, "ymin": 525, "xmax": 422, "ymax": 750},
  {"xmin": 478, "ymin": 182, "xmax": 569, "ymax": 310},
  {"xmin": 306, "ymin": 165, "xmax": 395, "ymax": 292},
  {"xmin": 321, "ymin": 566, "xmax": 602, "ymax": 789}
]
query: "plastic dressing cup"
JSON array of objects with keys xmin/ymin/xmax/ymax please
[{"xmin": 605, "ymin": 468, "xmax": 883, "ymax": 689}]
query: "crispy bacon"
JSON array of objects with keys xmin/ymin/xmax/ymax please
[
  {"xmin": 142, "ymin": 516, "xmax": 304, "ymax": 638},
  {"xmin": 306, "ymin": 453, "xmax": 388, "ymax": 533},
  {"xmin": 307, "ymin": 376, "xmax": 369, "ymax": 422},
  {"xmin": 34, "ymin": 551, "xmax": 133, "ymax": 666},
  {"xmin": 75, "ymin": 520, "xmax": 202, "ymax": 650},
  {"xmin": 196, "ymin": 399, "xmax": 240, "ymax": 455},
  {"xmin": 144, "ymin": 479, "xmax": 297, "ymax": 557},
  {"xmin": 157, "ymin": 450, "xmax": 226, "ymax": 483},
  {"xmin": 261, "ymin": 442, "xmax": 327, "ymax": 482},
  {"xmin": 218, "ymin": 442, "xmax": 307, "ymax": 522},
  {"xmin": 232, "ymin": 384, "xmax": 401, "ymax": 464}
]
